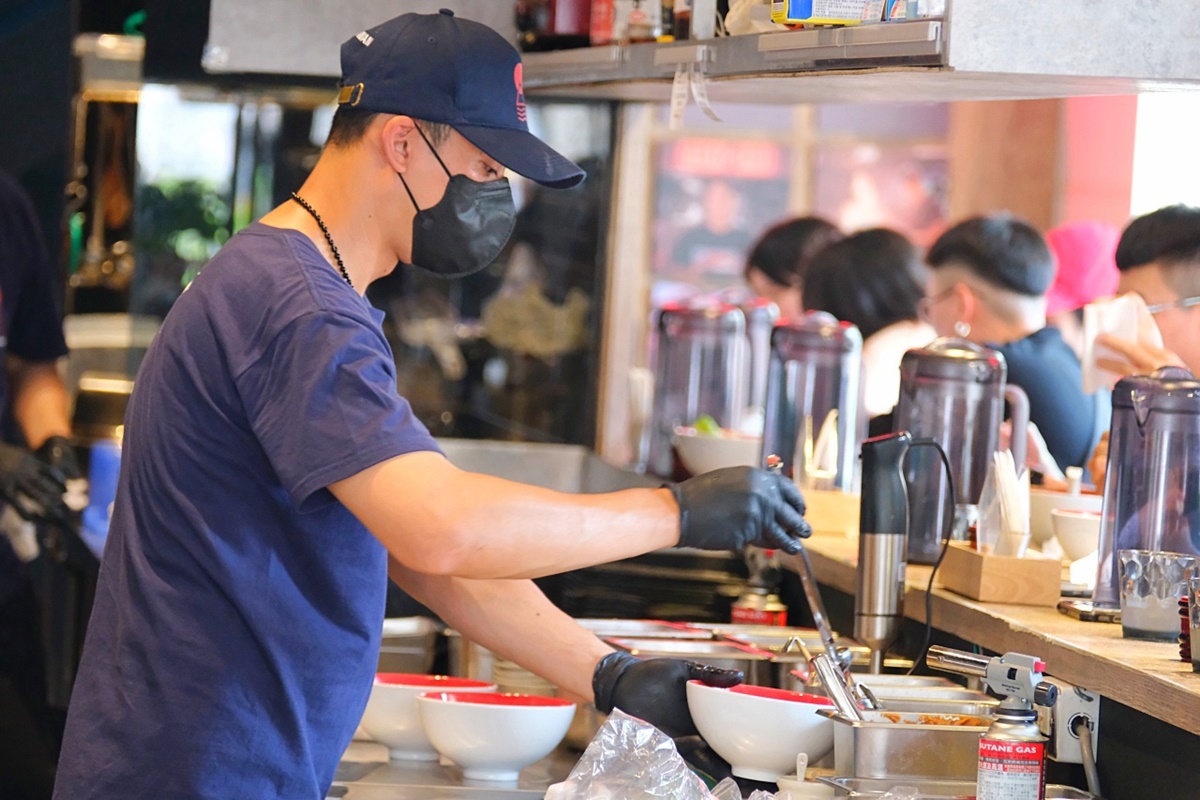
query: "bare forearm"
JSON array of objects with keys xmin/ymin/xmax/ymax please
[
  {"xmin": 334, "ymin": 453, "xmax": 680, "ymax": 580},
  {"xmin": 390, "ymin": 559, "xmax": 611, "ymax": 702},
  {"xmin": 9, "ymin": 359, "xmax": 70, "ymax": 449}
]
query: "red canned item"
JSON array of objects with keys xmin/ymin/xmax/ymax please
[
  {"xmin": 590, "ymin": 0, "xmax": 615, "ymax": 43},
  {"xmin": 977, "ymin": 722, "xmax": 1047, "ymax": 800},
  {"xmin": 732, "ymin": 591, "xmax": 788, "ymax": 627}
]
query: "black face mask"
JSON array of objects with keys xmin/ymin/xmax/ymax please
[{"xmin": 398, "ymin": 126, "xmax": 516, "ymax": 279}]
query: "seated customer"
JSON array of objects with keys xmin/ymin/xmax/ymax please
[
  {"xmin": 802, "ymin": 228, "xmax": 935, "ymax": 420},
  {"xmin": 1094, "ymin": 204, "xmax": 1200, "ymax": 377},
  {"xmin": 1045, "ymin": 221, "xmax": 1120, "ymax": 359},
  {"xmin": 1087, "ymin": 205, "xmax": 1200, "ymax": 486},
  {"xmin": 921, "ymin": 215, "xmax": 1103, "ymax": 473},
  {"xmin": 744, "ymin": 216, "xmax": 842, "ymax": 320}
]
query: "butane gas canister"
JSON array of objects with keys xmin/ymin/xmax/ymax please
[{"xmin": 977, "ymin": 706, "xmax": 1048, "ymax": 800}]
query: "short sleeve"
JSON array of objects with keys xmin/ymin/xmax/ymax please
[
  {"xmin": 234, "ymin": 310, "xmax": 440, "ymax": 512},
  {"xmin": 2, "ymin": 177, "xmax": 67, "ymax": 362}
]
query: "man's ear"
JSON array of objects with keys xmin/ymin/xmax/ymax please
[
  {"xmin": 955, "ymin": 282, "xmax": 977, "ymax": 324},
  {"xmin": 380, "ymin": 115, "xmax": 417, "ymax": 174}
]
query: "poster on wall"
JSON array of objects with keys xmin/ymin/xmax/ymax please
[
  {"xmin": 652, "ymin": 137, "xmax": 792, "ymax": 305},
  {"xmin": 812, "ymin": 142, "xmax": 949, "ymax": 250}
]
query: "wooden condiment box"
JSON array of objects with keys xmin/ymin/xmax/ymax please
[
  {"xmin": 937, "ymin": 542, "xmax": 1062, "ymax": 606},
  {"xmin": 803, "ymin": 489, "xmax": 860, "ymax": 538}
]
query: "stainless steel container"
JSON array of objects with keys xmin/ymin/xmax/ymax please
[
  {"xmin": 864, "ymin": 697, "xmax": 998, "ymax": 716},
  {"xmin": 794, "ymin": 674, "xmax": 991, "ymax": 700},
  {"xmin": 604, "ymin": 637, "xmax": 774, "ymax": 685},
  {"xmin": 856, "ymin": 686, "xmax": 992, "ymax": 701},
  {"xmin": 820, "ymin": 709, "xmax": 991, "ymax": 780},
  {"xmin": 819, "ymin": 777, "xmax": 1096, "ymax": 798},
  {"xmin": 377, "ymin": 617, "xmax": 439, "ymax": 674},
  {"xmin": 444, "ymin": 629, "xmax": 494, "ymax": 682}
]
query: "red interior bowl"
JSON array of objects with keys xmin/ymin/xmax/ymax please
[
  {"xmin": 418, "ymin": 691, "xmax": 574, "ymax": 707},
  {"xmin": 374, "ymin": 673, "xmax": 494, "ymax": 689},
  {"xmin": 690, "ymin": 680, "xmax": 834, "ymax": 706}
]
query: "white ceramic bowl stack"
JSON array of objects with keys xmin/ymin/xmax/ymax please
[
  {"xmin": 492, "ymin": 658, "xmax": 557, "ymax": 697},
  {"xmin": 417, "ymin": 692, "xmax": 577, "ymax": 782},
  {"xmin": 686, "ymin": 680, "xmax": 835, "ymax": 782},
  {"xmin": 1028, "ymin": 488, "xmax": 1103, "ymax": 547},
  {"xmin": 1051, "ymin": 508, "xmax": 1103, "ymax": 562},
  {"xmin": 359, "ymin": 673, "xmax": 496, "ymax": 760}
]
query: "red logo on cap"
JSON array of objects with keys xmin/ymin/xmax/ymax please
[{"xmin": 514, "ymin": 64, "xmax": 526, "ymax": 123}]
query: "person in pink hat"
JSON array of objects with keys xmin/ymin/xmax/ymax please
[{"xmin": 1044, "ymin": 221, "xmax": 1121, "ymax": 358}]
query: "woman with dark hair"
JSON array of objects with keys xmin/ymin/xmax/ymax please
[
  {"xmin": 802, "ymin": 228, "xmax": 934, "ymax": 418},
  {"xmin": 744, "ymin": 216, "xmax": 842, "ymax": 320}
]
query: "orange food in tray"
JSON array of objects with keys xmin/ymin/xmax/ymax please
[{"xmin": 881, "ymin": 712, "xmax": 989, "ymax": 727}]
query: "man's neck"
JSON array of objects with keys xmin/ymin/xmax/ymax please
[
  {"xmin": 260, "ymin": 150, "xmax": 405, "ymax": 293},
  {"xmin": 971, "ymin": 314, "xmax": 1045, "ymax": 346}
]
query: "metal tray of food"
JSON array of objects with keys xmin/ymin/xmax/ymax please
[
  {"xmin": 575, "ymin": 618, "xmax": 712, "ymax": 639},
  {"xmin": 792, "ymin": 672, "xmax": 965, "ymax": 696},
  {"xmin": 819, "ymin": 709, "xmax": 991, "ymax": 780},
  {"xmin": 604, "ymin": 637, "xmax": 775, "ymax": 685},
  {"xmin": 859, "ymin": 686, "xmax": 991, "ymax": 701},
  {"xmin": 862, "ymin": 697, "xmax": 998, "ymax": 716},
  {"xmin": 819, "ymin": 776, "xmax": 1096, "ymax": 798}
]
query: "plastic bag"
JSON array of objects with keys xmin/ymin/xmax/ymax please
[{"xmin": 544, "ymin": 709, "xmax": 716, "ymax": 800}]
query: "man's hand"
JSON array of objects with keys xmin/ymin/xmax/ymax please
[
  {"xmin": 1095, "ymin": 333, "xmax": 1186, "ymax": 378},
  {"xmin": 35, "ymin": 435, "xmax": 82, "ymax": 482},
  {"xmin": 592, "ymin": 652, "xmax": 742, "ymax": 738},
  {"xmin": 0, "ymin": 442, "xmax": 67, "ymax": 522},
  {"xmin": 1001, "ymin": 420, "xmax": 1066, "ymax": 484},
  {"xmin": 668, "ymin": 467, "xmax": 810, "ymax": 554},
  {"xmin": 1089, "ymin": 431, "xmax": 1110, "ymax": 490}
]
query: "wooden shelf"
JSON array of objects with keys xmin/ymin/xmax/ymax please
[
  {"xmin": 523, "ymin": 1, "xmax": 1200, "ymax": 105},
  {"xmin": 787, "ymin": 537, "xmax": 1200, "ymax": 737}
]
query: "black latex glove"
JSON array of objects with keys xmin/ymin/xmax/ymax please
[
  {"xmin": 667, "ymin": 466, "xmax": 811, "ymax": 555},
  {"xmin": 35, "ymin": 435, "xmax": 82, "ymax": 482},
  {"xmin": 592, "ymin": 651, "xmax": 743, "ymax": 739},
  {"xmin": 0, "ymin": 442, "xmax": 68, "ymax": 522}
]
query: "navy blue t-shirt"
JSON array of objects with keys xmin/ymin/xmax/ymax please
[
  {"xmin": 0, "ymin": 171, "xmax": 69, "ymax": 602},
  {"xmin": 994, "ymin": 326, "xmax": 1101, "ymax": 472},
  {"xmin": 54, "ymin": 222, "xmax": 440, "ymax": 799}
]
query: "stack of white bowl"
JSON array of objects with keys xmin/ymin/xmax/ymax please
[{"xmin": 492, "ymin": 658, "xmax": 557, "ymax": 697}]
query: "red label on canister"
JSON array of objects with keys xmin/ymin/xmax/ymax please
[
  {"xmin": 590, "ymin": 0, "xmax": 615, "ymax": 44},
  {"xmin": 977, "ymin": 738, "xmax": 1046, "ymax": 800},
  {"xmin": 731, "ymin": 606, "xmax": 788, "ymax": 627}
]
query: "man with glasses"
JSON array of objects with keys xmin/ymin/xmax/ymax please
[
  {"xmin": 1086, "ymin": 206, "xmax": 1200, "ymax": 486},
  {"xmin": 1094, "ymin": 204, "xmax": 1200, "ymax": 377}
]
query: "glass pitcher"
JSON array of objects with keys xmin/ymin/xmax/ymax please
[
  {"xmin": 646, "ymin": 301, "xmax": 748, "ymax": 478},
  {"xmin": 1092, "ymin": 368, "xmax": 1200, "ymax": 608},
  {"xmin": 894, "ymin": 338, "xmax": 1029, "ymax": 563},
  {"xmin": 761, "ymin": 311, "xmax": 864, "ymax": 492}
]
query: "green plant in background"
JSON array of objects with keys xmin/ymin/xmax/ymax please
[{"xmin": 134, "ymin": 179, "xmax": 231, "ymax": 290}]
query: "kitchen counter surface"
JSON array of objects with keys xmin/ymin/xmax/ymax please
[
  {"xmin": 787, "ymin": 536, "xmax": 1200, "ymax": 736},
  {"xmin": 332, "ymin": 741, "xmax": 578, "ymax": 799}
]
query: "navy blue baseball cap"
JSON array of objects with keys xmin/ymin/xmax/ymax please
[{"xmin": 338, "ymin": 9, "xmax": 585, "ymax": 189}]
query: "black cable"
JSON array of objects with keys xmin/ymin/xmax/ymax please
[{"xmin": 904, "ymin": 439, "xmax": 956, "ymax": 675}]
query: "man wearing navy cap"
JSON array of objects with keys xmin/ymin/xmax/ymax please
[{"xmin": 53, "ymin": 11, "xmax": 810, "ymax": 798}]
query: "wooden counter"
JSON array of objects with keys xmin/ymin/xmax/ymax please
[{"xmin": 785, "ymin": 537, "xmax": 1200, "ymax": 736}]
